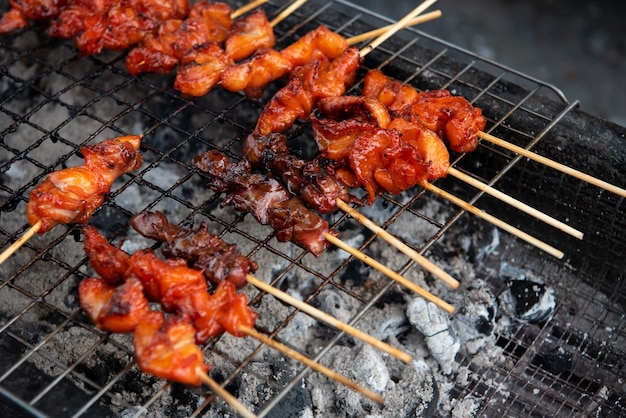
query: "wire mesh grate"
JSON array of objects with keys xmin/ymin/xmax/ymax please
[{"xmin": 1, "ymin": 1, "xmax": 625, "ymax": 417}]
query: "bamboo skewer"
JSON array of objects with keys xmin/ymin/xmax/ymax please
[
  {"xmin": 478, "ymin": 131, "xmax": 626, "ymax": 198},
  {"xmin": 423, "ymin": 182, "xmax": 565, "ymax": 259},
  {"xmin": 347, "ymin": 10, "xmax": 442, "ymax": 45},
  {"xmin": 246, "ymin": 274, "xmax": 413, "ymax": 363},
  {"xmin": 447, "ymin": 167, "xmax": 584, "ymax": 239},
  {"xmin": 231, "ymin": 0, "xmax": 269, "ymax": 19},
  {"xmin": 360, "ymin": 0, "xmax": 437, "ymax": 58},
  {"xmin": 239, "ymin": 325, "xmax": 385, "ymax": 404},
  {"xmin": 270, "ymin": 0, "xmax": 308, "ymax": 27},
  {"xmin": 323, "ymin": 232, "xmax": 455, "ymax": 313},
  {"xmin": 0, "ymin": 220, "xmax": 41, "ymax": 265},
  {"xmin": 335, "ymin": 199, "xmax": 459, "ymax": 289},
  {"xmin": 198, "ymin": 371, "xmax": 257, "ymax": 418}
]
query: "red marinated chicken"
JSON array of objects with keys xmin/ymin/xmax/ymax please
[
  {"xmin": 27, "ymin": 135, "xmax": 143, "ymax": 234},
  {"xmin": 74, "ymin": 0, "xmax": 189, "ymax": 55},
  {"xmin": 79, "ymin": 277, "xmax": 149, "ymax": 333},
  {"xmin": 125, "ymin": 1, "xmax": 232, "ymax": 75},
  {"xmin": 134, "ymin": 310, "xmax": 209, "ymax": 386},
  {"xmin": 362, "ymin": 69, "xmax": 487, "ymax": 153},
  {"xmin": 221, "ymin": 25, "xmax": 349, "ymax": 98},
  {"xmin": 0, "ymin": 0, "xmax": 66, "ymax": 34},
  {"xmin": 254, "ymin": 46, "xmax": 361, "ymax": 135}
]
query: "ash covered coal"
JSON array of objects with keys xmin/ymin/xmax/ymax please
[{"xmin": 498, "ymin": 263, "xmax": 555, "ymax": 324}]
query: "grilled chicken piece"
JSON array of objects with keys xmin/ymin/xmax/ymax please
[
  {"xmin": 255, "ymin": 46, "xmax": 361, "ymax": 135},
  {"xmin": 134, "ymin": 310, "xmax": 209, "ymax": 386},
  {"xmin": 79, "ymin": 277, "xmax": 149, "ymax": 333},
  {"xmin": 193, "ymin": 150, "xmax": 337, "ymax": 256},
  {"xmin": 224, "ymin": 8, "xmax": 274, "ymax": 61},
  {"xmin": 73, "ymin": 0, "xmax": 189, "ymax": 55},
  {"xmin": 174, "ymin": 41, "xmax": 232, "ymax": 96},
  {"xmin": 125, "ymin": 1, "xmax": 232, "ymax": 75},
  {"xmin": 27, "ymin": 135, "xmax": 143, "ymax": 234},
  {"xmin": 243, "ymin": 132, "xmax": 357, "ymax": 213},
  {"xmin": 363, "ymin": 69, "xmax": 487, "ymax": 153},
  {"xmin": 82, "ymin": 225, "xmax": 131, "ymax": 285},
  {"xmin": 221, "ymin": 25, "xmax": 350, "ymax": 98},
  {"xmin": 0, "ymin": 0, "xmax": 66, "ymax": 34},
  {"xmin": 131, "ymin": 211, "xmax": 258, "ymax": 289}
]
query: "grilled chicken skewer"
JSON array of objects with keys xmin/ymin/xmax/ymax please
[
  {"xmin": 312, "ymin": 93, "xmax": 583, "ymax": 240},
  {"xmin": 81, "ymin": 225, "xmax": 383, "ymax": 406},
  {"xmin": 193, "ymin": 149, "xmax": 454, "ymax": 313},
  {"xmin": 131, "ymin": 210, "xmax": 413, "ymax": 363},
  {"xmin": 310, "ymin": 95, "xmax": 566, "ymax": 259},
  {"xmin": 0, "ymin": 135, "xmax": 144, "ymax": 265}
]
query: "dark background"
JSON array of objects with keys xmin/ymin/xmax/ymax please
[{"xmin": 351, "ymin": 0, "xmax": 626, "ymax": 127}]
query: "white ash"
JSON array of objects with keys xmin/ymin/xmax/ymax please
[
  {"xmin": 406, "ymin": 297, "xmax": 460, "ymax": 375},
  {"xmin": 450, "ymin": 395, "xmax": 482, "ymax": 418}
]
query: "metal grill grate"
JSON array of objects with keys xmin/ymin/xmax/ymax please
[{"xmin": 1, "ymin": 1, "xmax": 625, "ymax": 417}]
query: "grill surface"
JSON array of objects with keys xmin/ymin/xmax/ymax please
[{"xmin": 1, "ymin": 1, "xmax": 625, "ymax": 417}]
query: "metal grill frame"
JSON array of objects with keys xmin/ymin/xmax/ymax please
[{"xmin": 1, "ymin": 1, "xmax": 625, "ymax": 417}]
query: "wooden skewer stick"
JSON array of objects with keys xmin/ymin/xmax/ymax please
[
  {"xmin": 478, "ymin": 131, "xmax": 626, "ymax": 199},
  {"xmin": 360, "ymin": 0, "xmax": 437, "ymax": 58},
  {"xmin": 323, "ymin": 232, "xmax": 455, "ymax": 313},
  {"xmin": 335, "ymin": 199, "xmax": 459, "ymax": 289},
  {"xmin": 447, "ymin": 167, "xmax": 584, "ymax": 240},
  {"xmin": 231, "ymin": 0, "xmax": 269, "ymax": 19},
  {"xmin": 246, "ymin": 274, "xmax": 413, "ymax": 363},
  {"xmin": 0, "ymin": 220, "xmax": 42, "ymax": 265},
  {"xmin": 270, "ymin": 0, "xmax": 308, "ymax": 27},
  {"xmin": 347, "ymin": 10, "xmax": 442, "ymax": 45},
  {"xmin": 423, "ymin": 182, "xmax": 565, "ymax": 259},
  {"xmin": 198, "ymin": 370, "xmax": 257, "ymax": 418},
  {"xmin": 240, "ymin": 325, "xmax": 384, "ymax": 404}
]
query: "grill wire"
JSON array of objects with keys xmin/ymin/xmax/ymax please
[{"xmin": 1, "ymin": 1, "xmax": 625, "ymax": 417}]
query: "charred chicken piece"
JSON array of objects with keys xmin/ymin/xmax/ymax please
[
  {"xmin": 362, "ymin": 69, "xmax": 487, "ymax": 153},
  {"xmin": 133, "ymin": 310, "xmax": 210, "ymax": 386},
  {"xmin": 193, "ymin": 150, "xmax": 336, "ymax": 256},
  {"xmin": 174, "ymin": 41, "xmax": 232, "ymax": 96},
  {"xmin": 49, "ymin": 0, "xmax": 115, "ymax": 39},
  {"xmin": 243, "ymin": 132, "xmax": 358, "ymax": 213},
  {"xmin": 27, "ymin": 135, "xmax": 143, "ymax": 235},
  {"xmin": 131, "ymin": 211, "xmax": 258, "ymax": 289},
  {"xmin": 79, "ymin": 277, "xmax": 149, "ymax": 333}
]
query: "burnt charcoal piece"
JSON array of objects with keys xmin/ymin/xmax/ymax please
[
  {"xmin": 543, "ymin": 347, "xmax": 573, "ymax": 374},
  {"xmin": 499, "ymin": 270, "xmax": 556, "ymax": 323}
]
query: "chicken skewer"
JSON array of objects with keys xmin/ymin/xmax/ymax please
[
  {"xmin": 0, "ymin": 134, "xmax": 144, "ymax": 265},
  {"xmin": 131, "ymin": 210, "xmax": 414, "ymax": 363},
  {"xmin": 310, "ymin": 96, "xmax": 565, "ymax": 259},
  {"xmin": 359, "ymin": 69, "xmax": 584, "ymax": 238},
  {"xmin": 193, "ymin": 149, "xmax": 455, "ymax": 313},
  {"xmin": 243, "ymin": 131, "xmax": 460, "ymax": 289},
  {"xmin": 81, "ymin": 225, "xmax": 382, "ymax": 407},
  {"xmin": 79, "ymin": 225, "xmax": 258, "ymax": 416}
]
